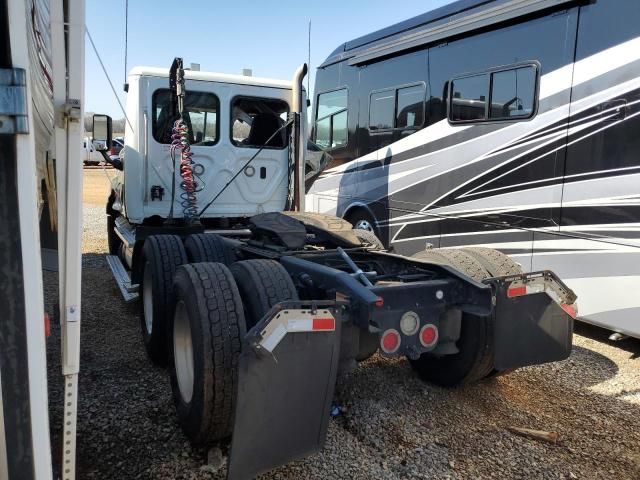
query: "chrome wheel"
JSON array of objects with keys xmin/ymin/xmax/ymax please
[
  {"xmin": 143, "ymin": 262, "xmax": 153, "ymax": 335},
  {"xmin": 354, "ymin": 218, "xmax": 375, "ymax": 233},
  {"xmin": 173, "ymin": 300, "xmax": 194, "ymax": 404}
]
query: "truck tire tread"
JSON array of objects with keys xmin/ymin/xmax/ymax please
[
  {"xmin": 461, "ymin": 247, "xmax": 522, "ymax": 277},
  {"xmin": 140, "ymin": 235, "xmax": 187, "ymax": 365},
  {"xmin": 171, "ymin": 262, "xmax": 246, "ymax": 444},
  {"xmin": 230, "ymin": 260, "xmax": 298, "ymax": 328},
  {"xmin": 184, "ymin": 233, "xmax": 236, "ymax": 265}
]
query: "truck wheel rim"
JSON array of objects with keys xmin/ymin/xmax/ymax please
[
  {"xmin": 354, "ymin": 219, "xmax": 374, "ymax": 232},
  {"xmin": 173, "ymin": 300, "xmax": 194, "ymax": 404},
  {"xmin": 143, "ymin": 263, "xmax": 153, "ymax": 335}
]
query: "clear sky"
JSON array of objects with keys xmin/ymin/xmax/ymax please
[{"xmin": 85, "ymin": 0, "xmax": 456, "ymax": 117}]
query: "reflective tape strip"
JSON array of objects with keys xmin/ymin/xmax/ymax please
[
  {"xmin": 259, "ymin": 310, "xmax": 336, "ymax": 353},
  {"xmin": 507, "ymin": 276, "xmax": 577, "ymax": 318}
]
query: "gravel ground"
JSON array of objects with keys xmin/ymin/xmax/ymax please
[{"xmin": 45, "ymin": 171, "xmax": 640, "ymax": 479}]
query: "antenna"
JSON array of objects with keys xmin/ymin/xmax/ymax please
[
  {"xmin": 123, "ymin": 0, "xmax": 129, "ymax": 92},
  {"xmin": 307, "ymin": 19, "xmax": 311, "ymax": 95}
]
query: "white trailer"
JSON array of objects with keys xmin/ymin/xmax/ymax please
[{"xmin": 0, "ymin": 0, "xmax": 84, "ymax": 478}]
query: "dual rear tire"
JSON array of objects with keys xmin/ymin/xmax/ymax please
[
  {"xmin": 139, "ymin": 234, "xmax": 298, "ymax": 443},
  {"xmin": 408, "ymin": 247, "xmax": 522, "ymax": 386}
]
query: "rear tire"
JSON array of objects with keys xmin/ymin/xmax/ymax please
[
  {"xmin": 170, "ymin": 263, "xmax": 246, "ymax": 444},
  {"xmin": 230, "ymin": 260, "xmax": 299, "ymax": 329},
  {"xmin": 460, "ymin": 247, "xmax": 524, "ymax": 378},
  {"xmin": 140, "ymin": 235, "xmax": 187, "ymax": 366},
  {"xmin": 409, "ymin": 248, "xmax": 496, "ymax": 386},
  {"xmin": 461, "ymin": 247, "xmax": 522, "ymax": 277},
  {"xmin": 184, "ymin": 233, "xmax": 236, "ymax": 265}
]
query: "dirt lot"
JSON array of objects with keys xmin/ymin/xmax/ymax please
[{"xmin": 46, "ymin": 169, "xmax": 640, "ymax": 479}]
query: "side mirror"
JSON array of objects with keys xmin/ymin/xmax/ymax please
[{"xmin": 92, "ymin": 114, "xmax": 112, "ymax": 152}]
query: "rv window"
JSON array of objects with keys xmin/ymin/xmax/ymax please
[
  {"xmin": 230, "ymin": 97, "xmax": 289, "ymax": 149},
  {"xmin": 396, "ymin": 84, "xmax": 425, "ymax": 129},
  {"xmin": 152, "ymin": 89, "xmax": 219, "ymax": 145},
  {"xmin": 315, "ymin": 89, "xmax": 348, "ymax": 150},
  {"xmin": 369, "ymin": 90, "xmax": 395, "ymax": 130},
  {"xmin": 489, "ymin": 66, "xmax": 536, "ymax": 119},
  {"xmin": 449, "ymin": 64, "xmax": 538, "ymax": 123},
  {"xmin": 450, "ymin": 74, "xmax": 489, "ymax": 122}
]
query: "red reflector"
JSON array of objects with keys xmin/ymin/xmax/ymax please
[
  {"xmin": 312, "ymin": 317, "xmax": 335, "ymax": 331},
  {"xmin": 560, "ymin": 304, "xmax": 577, "ymax": 319},
  {"xmin": 375, "ymin": 297, "xmax": 384, "ymax": 308},
  {"xmin": 380, "ymin": 329, "xmax": 400, "ymax": 354},
  {"xmin": 420, "ymin": 324, "xmax": 438, "ymax": 348},
  {"xmin": 44, "ymin": 313, "xmax": 51, "ymax": 337},
  {"xmin": 507, "ymin": 285, "xmax": 527, "ymax": 297}
]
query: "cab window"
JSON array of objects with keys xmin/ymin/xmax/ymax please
[
  {"xmin": 231, "ymin": 97, "xmax": 289, "ymax": 149},
  {"xmin": 152, "ymin": 89, "xmax": 219, "ymax": 145}
]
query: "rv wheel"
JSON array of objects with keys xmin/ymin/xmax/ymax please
[
  {"xmin": 230, "ymin": 260, "xmax": 298, "ymax": 329},
  {"xmin": 170, "ymin": 262, "xmax": 246, "ymax": 444},
  {"xmin": 184, "ymin": 233, "xmax": 237, "ymax": 265},
  {"xmin": 347, "ymin": 209, "xmax": 378, "ymax": 235},
  {"xmin": 408, "ymin": 248, "xmax": 496, "ymax": 386},
  {"xmin": 140, "ymin": 235, "xmax": 187, "ymax": 365}
]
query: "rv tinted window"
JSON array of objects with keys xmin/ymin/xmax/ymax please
[
  {"xmin": 396, "ymin": 84, "xmax": 425, "ymax": 129},
  {"xmin": 152, "ymin": 89, "xmax": 219, "ymax": 145},
  {"xmin": 369, "ymin": 90, "xmax": 395, "ymax": 130},
  {"xmin": 490, "ymin": 66, "xmax": 536, "ymax": 119},
  {"xmin": 231, "ymin": 97, "xmax": 289, "ymax": 149},
  {"xmin": 450, "ymin": 74, "xmax": 488, "ymax": 122},
  {"xmin": 315, "ymin": 89, "xmax": 348, "ymax": 150}
]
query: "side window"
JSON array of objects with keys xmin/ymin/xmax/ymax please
[
  {"xmin": 152, "ymin": 89, "xmax": 219, "ymax": 145},
  {"xmin": 450, "ymin": 74, "xmax": 489, "ymax": 122},
  {"xmin": 369, "ymin": 90, "xmax": 395, "ymax": 130},
  {"xmin": 368, "ymin": 83, "xmax": 426, "ymax": 131},
  {"xmin": 231, "ymin": 97, "xmax": 289, "ymax": 149},
  {"xmin": 315, "ymin": 89, "xmax": 348, "ymax": 150},
  {"xmin": 490, "ymin": 66, "xmax": 536, "ymax": 119},
  {"xmin": 449, "ymin": 64, "xmax": 538, "ymax": 123},
  {"xmin": 396, "ymin": 84, "xmax": 425, "ymax": 129}
]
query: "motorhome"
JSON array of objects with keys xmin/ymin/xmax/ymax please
[{"xmin": 307, "ymin": 0, "xmax": 640, "ymax": 338}]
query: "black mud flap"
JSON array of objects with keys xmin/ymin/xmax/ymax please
[
  {"xmin": 489, "ymin": 271, "xmax": 575, "ymax": 371},
  {"xmin": 227, "ymin": 303, "xmax": 341, "ymax": 480}
]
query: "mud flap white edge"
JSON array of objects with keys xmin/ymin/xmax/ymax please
[
  {"xmin": 488, "ymin": 271, "xmax": 576, "ymax": 371},
  {"xmin": 227, "ymin": 305, "xmax": 341, "ymax": 480}
]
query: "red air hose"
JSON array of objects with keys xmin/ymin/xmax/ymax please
[{"xmin": 170, "ymin": 119, "xmax": 198, "ymax": 219}]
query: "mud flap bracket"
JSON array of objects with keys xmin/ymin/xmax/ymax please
[{"xmin": 227, "ymin": 302, "xmax": 342, "ymax": 480}]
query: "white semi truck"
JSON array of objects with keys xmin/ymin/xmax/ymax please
[
  {"xmin": 1, "ymin": 0, "xmax": 577, "ymax": 478},
  {"xmin": 96, "ymin": 58, "xmax": 578, "ymax": 478}
]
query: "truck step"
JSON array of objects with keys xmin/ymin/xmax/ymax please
[{"xmin": 106, "ymin": 255, "xmax": 139, "ymax": 302}]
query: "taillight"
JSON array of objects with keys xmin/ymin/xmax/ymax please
[
  {"xmin": 419, "ymin": 324, "xmax": 438, "ymax": 348},
  {"xmin": 380, "ymin": 329, "xmax": 401, "ymax": 354}
]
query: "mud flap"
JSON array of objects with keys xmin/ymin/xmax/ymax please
[
  {"xmin": 227, "ymin": 304, "xmax": 341, "ymax": 480},
  {"xmin": 490, "ymin": 272, "xmax": 575, "ymax": 370}
]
